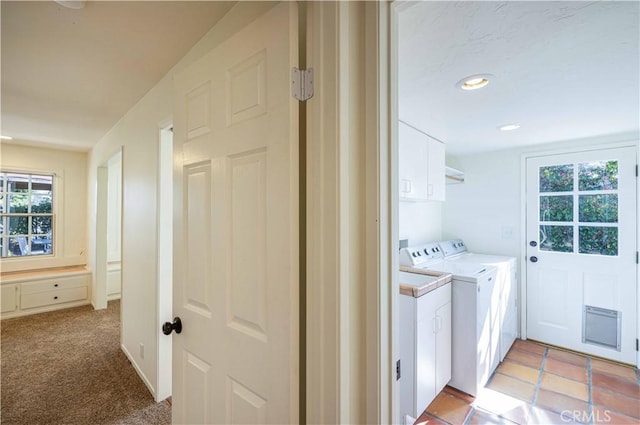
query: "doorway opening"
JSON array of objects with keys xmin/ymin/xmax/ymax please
[{"xmin": 96, "ymin": 149, "xmax": 123, "ymax": 310}]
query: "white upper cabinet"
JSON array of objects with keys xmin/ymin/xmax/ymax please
[{"xmin": 399, "ymin": 121, "xmax": 445, "ymax": 202}]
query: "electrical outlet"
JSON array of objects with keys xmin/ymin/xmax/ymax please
[{"xmin": 139, "ymin": 343, "xmax": 144, "ymax": 359}]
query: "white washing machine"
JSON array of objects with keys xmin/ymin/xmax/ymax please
[
  {"xmin": 439, "ymin": 239, "xmax": 518, "ymax": 362},
  {"xmin": 400, "ymin": 243, "xmax": 499, "ymax": 397}
]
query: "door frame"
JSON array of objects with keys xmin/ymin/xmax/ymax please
[
  {"xmin": 95, "ymin": 146, "xmax": 123, "ymax": 311},
  {"xmin": 305, "ymin": 1, "xmax": 394, "ymax": 423},
  {"xmin": 519, "ymin": 140, "xmax": 640, "ymax": 367}
]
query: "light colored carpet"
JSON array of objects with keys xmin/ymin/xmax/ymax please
[{"xmin": 1, "ymin": 301, "xmax": 171, "ymax": 425}]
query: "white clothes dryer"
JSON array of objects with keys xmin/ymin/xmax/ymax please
[
  {"xmin": 439, "ymin": 239, "xmax": 518, "ymax": 362},
  {"xmin": 400, "ymin": 243, "xmax": 499, "ymax": 396}
]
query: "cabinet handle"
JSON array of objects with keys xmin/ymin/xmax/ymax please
[
  {"xmin": 435, "ymin": 315, "xmax": 442, "ymax": 332},
  {"xmin": 54, "ymin": 283, "xmax": 59, "ymax": 287},
  {"xmin": 54, "ymin": 296, "xmax": 58, "ymax": 300},
  {"xmin": 401, "ymin": 179, "xmax": 412, "ymax": 194},
  {"xmin": 432, "ymin": 317, "xmax": 437, "ymax": 334}
]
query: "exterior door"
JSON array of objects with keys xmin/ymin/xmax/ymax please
[
  {"xmin": 171, "ymin": 3, "xmax": 299, "ymax": 423},
  {"xmin": 526, "ymin": 146, "xmax": 637, "ymax": 364}
]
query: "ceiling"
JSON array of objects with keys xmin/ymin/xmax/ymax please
[
  {"xmin": 1, "ymin": 0, "xmax": 235, "ymax": 151},
  {"xmin": 398, "ymin": 1, "xmax": 640, "ymax": 156}
]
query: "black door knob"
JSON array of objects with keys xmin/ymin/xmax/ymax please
[
  {"xmin": 530, "ymin": 256, "xmax": 538, "ymax": 263},
  {"xmin": 162, "ymin": 317, "xmax": 182, "ymax": 335},
  {"xmin": 529, "ymin": 241, "xmax": 537, "ymax": 247}
]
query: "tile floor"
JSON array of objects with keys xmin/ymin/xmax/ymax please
[{"xmin": 415, "ymin": 339, "xmax": 640, "ymax": 425}]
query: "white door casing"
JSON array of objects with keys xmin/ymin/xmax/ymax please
[
  {"xmin": 525, "ymin": 146, "xmax": 637, "ymax": 364},
  {"xmin": 172, "ymin": 3, "xmax": 299, "ymax": 423}
]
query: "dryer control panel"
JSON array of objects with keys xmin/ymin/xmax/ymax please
[{"xmin": 399, "ymin": 243, "xmax": 444, "ymax": 267}]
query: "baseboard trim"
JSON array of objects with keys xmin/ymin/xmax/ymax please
[{"xmin": 121, "ymin": 343, "xmax": 157, "ymax": 399}]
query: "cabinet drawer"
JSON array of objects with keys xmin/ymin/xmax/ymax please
[
  {"xmin": 21, "ymin": 275, "xmax": 88, "ymax": 295},
  {"xmin": 21, "ymin": 286, "xmax": 88, "ymax": 310}
]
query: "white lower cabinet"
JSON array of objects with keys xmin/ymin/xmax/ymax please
[
  {"xmin": 400, "ymin": 282, "xmax": 452, "ymax": 421},
  {"xmin": 1, "ymin": 284, "xmax": 18, "ymax": 314},
  {"xmin": 1, "ymin": 267, "xmax": 91, "ymax": 319}
]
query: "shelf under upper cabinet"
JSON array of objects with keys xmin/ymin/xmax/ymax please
[{"xmin": 445, "ymin": 166, "xmax": 465, "ymax": 184}]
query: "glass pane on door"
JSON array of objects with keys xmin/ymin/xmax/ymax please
[
  {"xmin": 540, "ymin": 164, "xmax": 574, "ymax": 192},
  {"xmin": 540, "ymin": 225, "xmax": 573, "ymax": 253},
  {"xmin": 579, "ymin": 227, "xmax": 618, "ymax": 256},
  {"xmin": 579, "ymin": 194, "xmax": 618, "ymax": 223},
  {"xmin": 540, "ymin": 195, "xmax": 573, "ymax": 222},
  {"xmin": 578, "ymin": 161, "xmax": 618, "ymax": 191}
]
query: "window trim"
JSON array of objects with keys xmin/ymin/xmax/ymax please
[{"xmin": 0, "ymin": 168, "xmax": 59, "ymax": 261}]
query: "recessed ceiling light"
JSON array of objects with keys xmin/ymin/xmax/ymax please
[
  {"xmin": 456, "ymin": 74, "xmax": 493, "ymax": 91},
  {"xmin": 498, "ymin": 124, "xmax": 521, "ymax": 131},
  {"xmin": 0, "ymin": 135, "xmax": 13, "ymax": 140}
]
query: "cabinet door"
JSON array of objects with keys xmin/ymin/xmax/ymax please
[
  {"xmin": 426, "ymin": 136, "xmax": 446, "ymax": 201},
  {"xmin": 416, "ymin": 293, "xmax": 437, "ymax": 412},
  {"xmin": 435, "ymin": 301, "xmax": 452, "ymax": 393},
  {"xmin": 399, "ymin": 122, "xmax": 429, "ymax": 201},
  {"xmin": 1, "ymin": 284, "xmax": 18, "ymax": 313}
]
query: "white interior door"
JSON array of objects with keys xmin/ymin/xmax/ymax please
[
  {"xmin": 171, "ymin": 3, "xmax": 299, "ymax": 423},
  {"xmin": 526, "ymin": 146, "xmax": 637, "ymax": 364}
]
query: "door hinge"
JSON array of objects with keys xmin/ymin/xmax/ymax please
[
  {"xmin": 636, "ymin": 164, "xmax": 638, "ymax": 177},
  {"xmin": 636, "ymin": 251, "xmax": 638, "ymax": 264},
  {"xmin": 636, "ymin": 338, "xmax": 639, "ymax": 351},
  {"xmin": 291, "ymin": 68, "xmax": 314, "ymax": 101},
  {"xmin": 396, "ymin": 359, "xmax": 401, "ymax": 381}
]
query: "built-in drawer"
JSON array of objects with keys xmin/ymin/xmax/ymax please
[
  {"xmin": 21, "ymin": 286, "xmax": 88, "ymax": 310},
  {"xmin": 20, "ymin": 275, "xmax": 88, "ymax": 295}
]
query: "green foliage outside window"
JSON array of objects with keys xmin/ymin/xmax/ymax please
[
  {"xmin": 538, "ymin": 160, "xmax": 619, "ymax": 256},
  {"xmin": 540, "ymin": 164, "xmax": 573, "ymax": 192}
]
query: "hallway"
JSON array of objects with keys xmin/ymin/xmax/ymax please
[{"xmin": 1, "ymin": 301, "xmax": 171, "ymax": 424}]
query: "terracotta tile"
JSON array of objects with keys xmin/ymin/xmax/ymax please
[
  {"xmin": 426, "ymin": 392, "xmax": 472, "ymax": 425},
  {"xmin": 591, "ymin": 358, "xmax": 638, "ymax": 382},
  {"xmin": 528, "ymin": 405, "xmax": 584, "ymax": 424},
  {"xmin": 487, "ymin": 373, "xmax": 536, "ymax": 403},
  {"xmin": 592, "ymin": 370, "xmax": 640, "ymax": 399},
  {"xmin": 414, "ymin": 412, "xmax": 448, "ymax": 425},
  {"xmin": 497, "ymin": 360, "xmax": 541, "ymax": 384},
  {"xmin": 535, "ymin": 389, "xmax": 589, "ymax": 416},
  {"xmin": 468, "ymin": 408, "xmax": 515, "ymax": 424},
  {"xmin": 473, "ymin": 386, "xmax": 531, "ymax": 422},
  {"xmin": 543, "ymin": 357, "xmax": 588, "ymax": 383},
  {"xmin": 473, "ymin": 388, "xmax": 531, "ymax": 423},
  {"xmin": 540, "ymin": 372, "xmax": 589, "ymax": 401},
  {"xmin": 497, "ymin": 403, "xmax": 532, "ymax": 424},
  {"xmin": 505, "ymin": 349, "xmax": 544, "ymax": 369},
  {"xmin": 593, "ymin": 387, "xmax": 640, "ymax": 419},
  {"xmin": 547, "ymin": 348, "xmax": 587, "ymax": 367},
  {"xmin": 593, "ymin": 407, "xmax": 639, "ymax": 425},
  {"xmin": 443, "ymin": 385, "xmax": 475, "ymax": 404},
  {"xmin": 513, "ymin": 339, "xmax": 547, "ymax": 356}
]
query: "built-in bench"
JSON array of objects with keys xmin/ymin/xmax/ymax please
[{"xmin": 1, "ymin": 266, "xmax": 91, "ymax": 319}]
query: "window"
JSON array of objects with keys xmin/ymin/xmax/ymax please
[
  {"xmin": 0, "ymin": 172, "xmax": 54, "ymax": 258},
  {"xmin": 538, "ymin": 160, "xmax": 619, "ymax": 256}
]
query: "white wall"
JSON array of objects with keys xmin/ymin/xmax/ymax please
[
  {"xmin": 398, "ymin": 201, "xmax": 442, "ymax": 245},
  {"xmin": 442, "ymin": 150, "xmax": 521, "ymax": 257},
  {"xmin": 86, "ymin": 2, "xmax": 278, "ymax": 400},
  {"xmin": 1, "ymin": 143, "xmax": 87, "ymax": 273}
]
